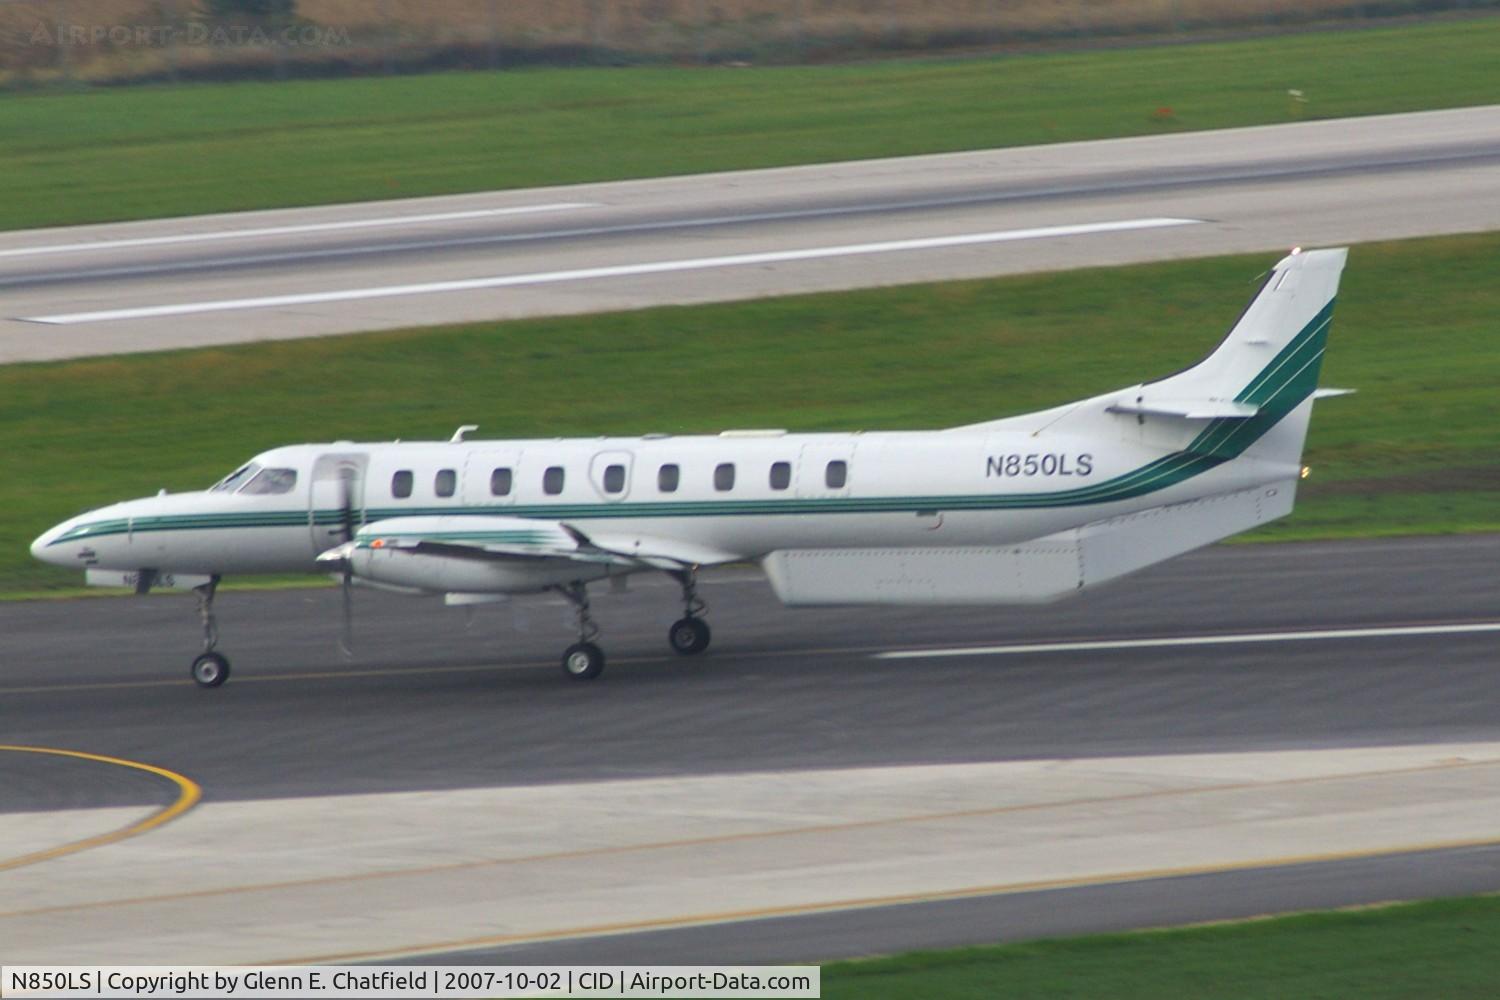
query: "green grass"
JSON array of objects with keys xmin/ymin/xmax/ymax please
[
  {"xmin": 821, "ymin": 894, "xmax": 1500, "ymax": 999},
  {"xmin": 3, "ymin": 17, "xmax": 1500, "ymax": 231},
  {"xmin": 5, "ymin": 230, "xmax": 1499, "ymax": 594}
]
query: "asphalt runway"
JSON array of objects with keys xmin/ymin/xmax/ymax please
[
  {"xmin": 5, "ymin": 104, "xmax": 1500, "ymax": 362},
  {"xmin": 3, "ymin": 535, "xmax": 1499, "ymax": 962},
  {"xmin": 5, "ymin": 535, "xmax": 1500, "ymax": 808}
]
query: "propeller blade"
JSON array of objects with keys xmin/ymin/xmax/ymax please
[
  {"xmin": 336, "ymin": 468, "xmax": 357, "ymax": 659},
  {"xmin": 339, "ymin": 562, "xmax": 354, "ymax": 659}
]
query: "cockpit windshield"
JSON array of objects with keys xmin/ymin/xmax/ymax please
[
  {"xmin": 208, "ymin": 463, "xmax": 298, "ymax": 495},
  {"xmin": 240, "ymin": 468, "xmax": 298, "ymax": 495},
  {"xmin": 210, "ymin": 463, "xmax": 260, "ymax": 493}
]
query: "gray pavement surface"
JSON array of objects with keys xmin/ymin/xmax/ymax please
[
  {"xmin": 3, "ymin": 534, "xmax": 1499, "ymax": 960},
  {"xmin": 433, "ymin": 843, "xmax": 1500, "ymax": 965},
  {"xmin": 3, "ymin": 534, "xmax": 1498, "ymax": 807},
  {"xmin": 5, "ymin": 105, "xmax": 1500, "ymax": 361}
]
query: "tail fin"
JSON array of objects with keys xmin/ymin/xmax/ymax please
[
  {"xmin": 1106, "ymin": 247, "xmax": 1345, "ymax": 465},
  {"xmin": 955, "ymin": 248, "xmax": 1345, "ymax": 477},
  {"xmin": 1149, "ymin": 247, "xmax": 1344, "ymax": 402}
]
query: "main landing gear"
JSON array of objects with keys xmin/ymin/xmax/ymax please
[
  {"xmin": 557, "ymin": 582, "xmax": 605, "ymax": 681},
  {"xmin": 553, "ymin": 569, "xmax": 714, "ymax": 680},
  {"xmin": 667, "ymin": 568, "xmax": 711, "ymax": 656},
  {"xmin": 190, "ymin": 576, "xmax": 231, "ymax": 688}
]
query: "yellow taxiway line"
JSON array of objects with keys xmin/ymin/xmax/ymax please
[{"xmin": 0, "ymin": 745, "xmax": 201, "ymax": 872}]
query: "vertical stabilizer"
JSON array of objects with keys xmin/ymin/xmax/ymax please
[{"xmin": 1119, "ymin": 247, "xmax": 1346, "ymax": 466}]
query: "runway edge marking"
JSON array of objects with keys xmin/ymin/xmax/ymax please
[
  {"xmin": 0, "ymin": 745, "xmax": 201, "ymax": 872},
  {"xmin": 21, "ymin": 217, "xmax": 1201, "ymax": 324},
  {"xmin": 0, "ymin": 202, "xmax": 596, "ymax": 259},
  {"xmin": 876, "ymin": 620, "xmax": 1500, "ymax": 659}
]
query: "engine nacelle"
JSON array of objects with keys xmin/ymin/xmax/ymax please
[{"xmin": 333, "ymin": 515, "xmax": 616, "ymax": 595}]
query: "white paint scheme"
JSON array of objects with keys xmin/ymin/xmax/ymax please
[{"xmin": 30, "ymin": 248, "xmax": 1345, "ymax": 681}]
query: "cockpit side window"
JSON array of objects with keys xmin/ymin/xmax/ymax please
[
  {"xmin": 239, "ymin": 468, "xmax": 298, "ymax": 495},
  {"xmin": 211, "ymin": 463, "xmax": 260, "ymax": 493}
]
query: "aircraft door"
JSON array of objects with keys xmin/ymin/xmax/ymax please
[
  {"xmin": 463, "ymin": 449, "xmax": 524, "ymax": 506},
  {"xmin": 309, "ymin": 453, "xmax": 368, "ymax": 551},
  {"xmin": 589, "ymin": 450, "xmax": 635, "ymax": 502}
]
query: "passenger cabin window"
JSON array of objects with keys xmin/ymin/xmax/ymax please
[
  {"xmin": 490, "ymin": 467, "xmax": 513, "ymax": 497},
  {"xmin": 603, "ymin": 464, "xmax": 626, "ymax": 494},
  {"xmin": 240, "ymin": 468, "xmax": 297, "ymax": 495},
  {"xmin": 392, "ymin": 470, "xmax": 413, "ymax": 499},
  {"xmin": 769, "ymin": 461, "xmax": 791, "ymax": 491},
  {"xmin": 658, "ymin": 464, "xmax": 680, "ymax": 493},
  {"xmin": 435, "ymin": 469, "xmax": 456, "ymax": 498},
  {"xmin": 715, "ymin": 463, "xmax": 736, "ymax": 492},
  {"xmin": 826, "ymin": 460, "xmax": 848, "ymax": 489},
  {"xmin": 543, "ymin": 466, "xmax": 565, "ymax": 496}
]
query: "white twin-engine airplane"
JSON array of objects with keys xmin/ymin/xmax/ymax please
[{"xmin": 33, "ymin": 248, "xmax": 1347, "ymax": 686}]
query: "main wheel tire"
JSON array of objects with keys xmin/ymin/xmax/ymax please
[
  {"xmin": 561, "ymin": 641, "xmax": 605, "ymax": 680},
  {"xmin": 191, "ymin": 652, "xmax": 231, "ymax": 688},
  {"xmin": 668, "ymin": 617, "xmax": 711, "ymax": 655}
]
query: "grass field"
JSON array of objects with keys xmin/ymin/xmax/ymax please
[
  {"xmin": 5, "ymin": 231, "xmax": 1498, "ymax": 594},
  {"xmin": 3, "ymin": 17, "xmax": 1500, "ymax": 231},
  {"xmin": 7, "ymin": 0, "xmax": 1481, "ymax": 83},
  {"xmin": 820, "ymin": 894, "xmax": 1500, "ymax": 999}
]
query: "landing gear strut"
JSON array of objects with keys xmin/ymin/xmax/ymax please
[
  {"xmin": 550, "ymin": 569, "xmax": 713, "ymax": 679},
  {"xmin": 190, "ymin": 576, "xmax": 231, "ymax": 688},
  {"xmin": 667, "ymin": 568, "xmax": 712, "ymax": 656},
  {"xmin": 557, "ymin": 581, "xmax": 605, "ymax": 680}
]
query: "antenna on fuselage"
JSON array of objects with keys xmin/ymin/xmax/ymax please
[{"xmin": 450, "ymin": 424, "xmax": 479, "ymax": 443}]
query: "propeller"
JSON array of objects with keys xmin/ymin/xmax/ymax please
[{"xmin": 333, "ymin": 469, "xmax": 358, "ymax": 658}]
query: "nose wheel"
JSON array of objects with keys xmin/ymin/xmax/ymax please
[
  {"xmin": 191, "ymin": 651, "xmax": 231, "ymax": 688},
  {"xmin": 562, "ymin": 641, "xmax": 605, "ymax": 680},
  {"xmin": 190, "ymin": 576, "xmax": 231, "ymax": 688}
]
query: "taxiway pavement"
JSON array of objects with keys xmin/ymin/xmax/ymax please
[{"xmin": 2, "ymin": 535, "xmax": 1498, "ymax": 963}]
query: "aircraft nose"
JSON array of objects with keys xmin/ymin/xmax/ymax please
[{"xmin": 30, "ymin": 523, "xmax": 66, "ymax": 565}]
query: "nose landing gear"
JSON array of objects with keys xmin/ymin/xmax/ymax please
[{"xmin": 190, "ymin": 577, "xmax": 231, "ymax": 688}]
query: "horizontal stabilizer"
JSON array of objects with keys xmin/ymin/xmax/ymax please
[
  {"xmin": 763, "ymin": 480, "xmax": 1296, "ymax": 606},
  {"xmin": 1106, "ymin": 397, "xmax": 1260, "ymax": 420},
  {"xmin": 1313, "ymin": 387, "xmax": 1356, "ymax": 399}
]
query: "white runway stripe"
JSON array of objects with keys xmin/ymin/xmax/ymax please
[
  {"xmin": 0, "ymin": 202, "xmax": 595, "ymax": 260},
  {"xmin": 875, "ymin": 621, "xmax": 1500, "ymax": 659},
  {"xmin": 21, "ymin": 217, "xmax": 1200, "ymax": 325}
]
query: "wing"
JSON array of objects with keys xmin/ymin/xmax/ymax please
[{"xmin": 318, "ymin": 514, "xmax": 743, "ymax": 587}]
